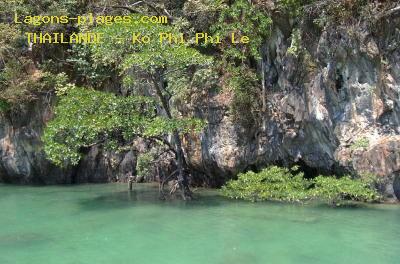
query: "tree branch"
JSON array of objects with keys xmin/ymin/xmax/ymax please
[
  {"xmin": 96, "ymin": 1, "xmax": 174, "ymax": 22},
  {"xmin": 379, "ymin": 6, "xmax": 400, "ymax": 19},
  {"xmin": 109, "ymin": 5, "xmax": 139, "ymax": 13}
]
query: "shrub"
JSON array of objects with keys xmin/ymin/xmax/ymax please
[
  {"xmin": 351, "ymin": 137, "xmax": 370, "ymax": 150},
  {"xmin": 227, "ymin": 64, "xmax": 260, "ymax": 127},
  {"xmin": 0, "ymin": 99, "xmax": 10, "ymax": 112},
  {"xmin": 222, "ymin": 166, "xmax": 381, "ymax": 205},
  {"xmin": 222, "ymin": 166, "xmax": 312, "ymax": 202},
  {"xmin": 311, "ymin": 176, "xmax": 381, "ymax": 205}
]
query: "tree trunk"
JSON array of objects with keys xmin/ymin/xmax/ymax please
[
  {"xmin": 152, "ymin": 75, "xmax": 192, "ymax": 200},
  {"xmin": 173, "ymin": 131, "xmax": 192, "ymax": 200}
]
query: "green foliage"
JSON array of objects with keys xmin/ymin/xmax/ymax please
[
  {"xmin": 308, "ymin": 0, "xmax": 371, "ymax": 27},
  {"xmin": 0, "ymin": 0, "xmax": 88, "ymax": 108},
  {"xmin": 277, "ymin": 0, "xmax": 314, "ymax": 16},
  {"xmin": 211, "ymin": 0, "xmax": 272, "ymax": 61},
  {"xmin": 222, "ymin": 166, "xmax": 312, "ymax": 202},
  {"xmin": 67, "ymin": 44, "xmax": 112, "ymax": 88},
  {"xmin": 184, "ymin": 0, "xmax": 226, "ymax": 13},
  {"xmin": 43, "ymin": 87, "xmax": 152, "ymax": 166},
  {"xmin": 222, "ymin": 166, "xmax": 381, "ymax": 205},
  {"xmin": 276, "ymin": 0, "xmax": 371, "ymax": 26},
  {"xmin": 136, "ymin": 152, "xmax": 155, "ymax": 179},
  {"xmin": 0, "ymin": 23, "xmax": 39, "ymax": 105},
  {"xmin": 359, "ymin": 172, "xmax": 382, "ymax": 187},
  {"xmin": 43, "ymin": 87, "xmax": 204, "ymax": 166},
  {"xmin": 0, "ymin": 23, "xmax": 20, "ymax": 60},
  {"xmin": 42, "ymin": 13, "xmax": 210, "ymax": 170},
  {"xmin": 0, "ymin": 59, "xmax": 57, "ymax": 105},
  {"xmin": 204, "ymin": 1, "xmax": 271, "ymax": 128},
  {"xmin": 1, "ymin": 0, "xmax": 79, "ymax": 15},
  {"xmin": 91, "ymin": 14, "xmax": 212, "ymax": 118},
  {"xmin": 351, "ymin": 137, "xmax": 370, "ymax": 150},
  {"xmin": 91, "ymin": 15, "xmax": 212, "ymax": 73},
  {"xmin": 311, "ymin": 176, "xmax": 380, "ymax": 205},
  {"xmin": 0, "ymin": 1, "xmax": 75, "ymax": 106},
  {"xmin": 287, "ymin": 28, "xmax": 302, "ymax": 57},
  {"xmin": 0, "ymin": 99, "xmax": 11, "ymax": 112},
  {"xmin": 227, "ymin": 64, "xmax": 260, "ymax": 126}
]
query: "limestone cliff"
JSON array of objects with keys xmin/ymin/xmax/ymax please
[
  {"xmin": 184, "ymin": 11, "xmax": 400, "ymax": 199},
  {"xmin": 0, "ymin": 4, "xmax": 399, "ymax": 200}
]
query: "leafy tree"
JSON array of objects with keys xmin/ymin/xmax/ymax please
[
  {"xmin": 67, "ymin": 44, "xmax": 113, "ymax": 88},
  {"xmin": 92, "ymin": 16, "xmax": 211, "ymax": 199},
  {"xmin": 44, "ymin": 86, "xmax": 154, "ymax": 166},
  {"xmin": 44, "ymin": 15, "xmax": 211, "ymax": 199}
]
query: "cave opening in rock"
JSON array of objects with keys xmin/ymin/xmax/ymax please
[
  {"xmin": 293, "ymin": 159, "xmax": 320, "ymax": 179},
  {"xmin": 335, "ymin": 69, "xmax": 344, "ymax": 93}
]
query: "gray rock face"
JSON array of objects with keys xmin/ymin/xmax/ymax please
[
  {"xmin": 0, "ymin": 98, "xmax": 70, "ymax": 184},
  {"xmin": 394, "ymin": 174, "xmax": 400, "ymax": 200},
  {"xmin": 0, "ymin": 97, "xmax": 136, "ymax": 184},
  {"xmin": 73, "ymin": 146, "xmax": 137, "ymax": 184}
]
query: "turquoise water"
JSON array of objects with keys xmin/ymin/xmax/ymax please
[{"xmin": 0, "ymin": 183, "xmax": 399, "ymax": 264}]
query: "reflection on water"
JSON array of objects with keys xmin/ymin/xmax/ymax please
[{"xmin": 0, "ymin": 183, "xmax": 399, "ymax": 264}]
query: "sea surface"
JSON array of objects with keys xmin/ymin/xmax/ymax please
[{"xmin": 0, "ymin": 183, "xmax": 399, "ymax": 264}]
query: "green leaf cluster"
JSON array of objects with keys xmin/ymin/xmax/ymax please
[
  {"xmin": 222, "ymin": 166, "xmax": 312, "ymax": 202},
  {"xmin": 287, "ymin": 28, "xmax": 302, "ymax": 57},
  {"xmin": 136, "ymin": 151, "xmax": 156, "ymax": 179},
  {"xmin": 43, "ymin": 87, "xmax": 204, "ymax": 166},
  {"xmin": 311, "ymin": 176, "xmax": 380, "ymax": 205},
  {"xmin": 0, "ymin": 0, "xmax": 83, "ymax": 107},
  {"xmin": 227, "ymin": 64, "xmax": 260, "ymax": 127},
  {"xmin": 350, "ymin": 137, "xmax": 370, "ymax": 150},
  {"xmin": 91, "ymin": 16, "xmax": 212, "ymax": 73},
  {"xmin": 211, "ymin": 0, "xmax": 272, "ymax": 61},
  {"xmin": 0, "ymin": 99, "xmax": 10, "ymax": 112},
  {"xmin": 67, "ymin": 44, "xmax": 112, "ymax": 88},
  {"xmin": 277, "ymin": 0, "xmax": 314, "ymax": 17},
  {"xmin": 222, "ymin": 166, "xmax": 381, "ymax": 205}
]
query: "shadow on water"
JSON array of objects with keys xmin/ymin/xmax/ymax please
[
  {"xmin": 76, "ymin": 184, "xmax": 394, "ymax": 222},
  {"xmin": 78, "ymin": 188, "xmax": 157, "ymax": 211},
  {"xmin": 77, "ymin": 186, "xmax": 225, "ymax": 211},
  {"xmin": 310, "ymin": 201, "xmax": 392, "ymax": 212}
]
